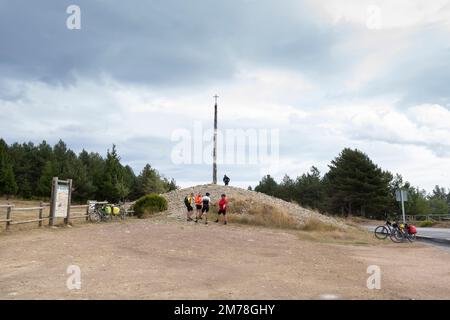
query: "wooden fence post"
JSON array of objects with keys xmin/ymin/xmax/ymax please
[
  {"xmin": 49, "ymin": 177, "xmax": 58, "ymax": 226},
  {"xmin": 86, "ymin": 200, "xmax": 90, "ymax": 221},
  {"xmin": 39, "ymin": 201, "xmax": 43, "ymax": 227},
  {"xmin": 6, "ymin": 204, "xmax": 12, "ymax": 231},
  {"xmin": 65, "ymin": 179, "xmax": 73, "ymax": 225}
]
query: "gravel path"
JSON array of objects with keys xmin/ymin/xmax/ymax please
[{"xmin": 1, "ymin": 217, "xmax": 449, "ymax": 300}]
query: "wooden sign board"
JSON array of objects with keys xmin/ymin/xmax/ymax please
[{"xmin": 49, "ymin": 177, "xmax": 72, "ymax": 225}]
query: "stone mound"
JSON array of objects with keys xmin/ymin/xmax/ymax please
[{"xmin": 162, "ymin": 184, "xmax": 342, "ymax": 228}]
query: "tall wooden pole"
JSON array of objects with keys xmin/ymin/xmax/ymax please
[{"xmin": 213, "ymin": 95, "xmax": 219, "ymax": 184}]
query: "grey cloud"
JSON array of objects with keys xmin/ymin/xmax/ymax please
[{"xmin": 0, "ymin": 0, "xmax": 343, "ymax": 87}]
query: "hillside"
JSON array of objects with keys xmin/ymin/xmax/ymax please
[{"xmin": 162, "ymin": 184, "xmax": 342, "ymax": 228}]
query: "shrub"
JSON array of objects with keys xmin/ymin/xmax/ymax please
[
  {"xmin": 133, "ymin": 194, "xmax": 168, "ymax": 218},
  {"xmin": 418, "ymin": 220, "xmax": 435, "ymax": 228}
]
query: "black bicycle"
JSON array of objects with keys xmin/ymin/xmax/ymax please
[
  {"xmin": 391, "ymin": 223, "xmax": 417, "ymax": 243},
  {"xmin": 374, "ymin": 220, "xmax": 402, "ymax": 243}
]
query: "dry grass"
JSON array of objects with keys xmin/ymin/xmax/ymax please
[
  {"xmin": 224, "ymin": 196, "xmax": 344, "ymax": 232},
  {"xmin": 220, "ymin": 196, "xmax": 383, "ymax": 246},
  {"xmin": 293, "ymin": 217, "xmax": 381, "ymax": 246},
  {"xmin": 224, "ymin": 196, "xmax": 300, "ymax": 230},
  {"xmin": 228, "ymin": 205, "xmax": 300, "ymax": 230},
  {"xmin": 299, "ymin": 217, "xmax": 339, "ymax": 232},
  {"xmin": 296, "ymin": 226, "xmax": 385, "ymax": 246}
]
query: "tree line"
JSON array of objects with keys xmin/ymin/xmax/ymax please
[
  {"xmin": 254, "ymin": 148, "xmax": 450, "ymax": 219},
  {"xmin": 0, "ymin": 138, "xmax": 177, "ymax": 202}
]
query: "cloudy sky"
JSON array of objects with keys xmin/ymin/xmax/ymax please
[{"xmin": 1, "ymin": 0, "xmax": 450, "ymax": 190}]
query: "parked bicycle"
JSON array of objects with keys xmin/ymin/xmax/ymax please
[
  {"xmin": 374, "ymin": 220, "xmax": 402, "ymax": 243},
  {"xmin": 392, "ymin": 222, "xmax": 417, "ymax": 243},
  {"xmin": 374, "ymin": 218, "xmax": 417, "ymax": 243},
  {"xmin": 89, "ymin": 202, "xmax": 126, "ymax": 223}
]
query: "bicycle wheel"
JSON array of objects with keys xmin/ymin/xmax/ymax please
[
  {"xmin": 406, "ymin": 233, "xmax": 416, "ymax": 242},
  {"xmin": 390, "ymin": 229, "xmax": 405, "ymax": 243},
  {"xmin": 89, "ymin": 211, "xmax": 101, "ymax": 223},
  {"xmin": 374, "ymin": 226, "xmax": 389, "ymax": 240},
  {"xmin": 120, "ymin": 208, "xmax": 126, "ymax": 220}
]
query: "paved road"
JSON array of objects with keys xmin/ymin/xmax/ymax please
[{"xmin": 367, "ymin": 225, "xmax": 450, "ymax": 241}]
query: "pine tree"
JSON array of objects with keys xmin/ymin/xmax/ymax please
[
  {"xmin": 0, "ymin": 140, "xmax": 18, "ymax": 198},
  {"xmin": 135, "ymin": 164, "xmax": 167, "ymax": 197},
  {"xmin": 324, "ymin": 148, "xmax": 391, "ymax": 217},
  {"xmin": 37, "ymin": 161, "xmax": 56, "ymax": 197},
  {"xmin": 1, "ymin": 163, "xmax": 18, "ymax": 199},
  {"xmin": 295, "ymin": 166, "xmax": 325, "ymax": 210},
  {"xmin": 254, "ymin": 175, "xmax": 278, "ymax": 196}
]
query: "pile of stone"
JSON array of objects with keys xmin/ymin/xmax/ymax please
[{"xmin": 162, "ymin": 184, "xmax": 342, "ymax": 228}]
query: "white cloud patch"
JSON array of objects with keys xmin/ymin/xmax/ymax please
[
  {"xmin": 1, "ymin": 74, "xmax": 450, "ymax": 190},
  {"xmin": 312, "ymin": 0, "xmax": 450, "ymax": 29}
]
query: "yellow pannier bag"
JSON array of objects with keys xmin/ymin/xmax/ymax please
[{"xmin": 112, "ymin": 206, "xmax": 120, "ymax": 215}]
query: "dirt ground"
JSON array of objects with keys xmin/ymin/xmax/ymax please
[{"xmin": 1, "ymin": 216, "xmax": 449, "ymax": 300}]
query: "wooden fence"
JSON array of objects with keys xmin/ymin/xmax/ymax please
[
  {"xmin": 0, "ymin": 201, "xmax": 134, "ymax": 231},
  {"xmin": 406, "ymin": 214, "xmax": 450, "ymax": 222}
]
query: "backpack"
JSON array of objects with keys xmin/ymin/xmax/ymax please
[{"xmin": 184, "ymin": 196, "xmax": 190, "ymax": 206}]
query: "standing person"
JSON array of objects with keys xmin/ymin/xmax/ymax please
[
  {"xmin": 223, "ymin": 174, "xmax": 230, "ymax": 186},
  {"xmin": 194, "ymin": 193, "xmax": 203, "ymax": 221},
  {"xmin": 198, "ymin": 192, "xmax": 211, "ymax": 225},
  {"xmin": 215, "ymin": 194, "xmax": 228, "ymax": 225},
  {"xmin": 184, "ymin": 193, "xmax": 195, "ymax": 222}
]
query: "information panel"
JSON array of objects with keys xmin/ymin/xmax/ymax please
[{"xmin": 55, "ymin": 183, "xmax": 70, "ymax": 218}]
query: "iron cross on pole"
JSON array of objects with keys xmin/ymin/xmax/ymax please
[{"xmin": 213, "ymin": 95, "xmax": 219, "ymax": 184}]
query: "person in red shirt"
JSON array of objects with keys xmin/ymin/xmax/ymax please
[{"xmin": 215, "ymin": 193, "xmax": 228, "ymax": 225}]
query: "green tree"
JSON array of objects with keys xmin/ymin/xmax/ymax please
[
  {"xmin": 37, "ymin": 161, "xmax": 57, "ymax": 197},
  {"xmin": 405, "ymin": 187, "xmax": 431, "ymax": 216},
  {"xmin": 428, "ymin": 185, "xmax": 449, "ymax": 215},
  {"xmin": 294, "ymin": 166, "xmax": 325, "ymax": 210},
  {"xmin": 164, "ymin": 178, "xmax": 178, "ymax": 192},
  {"xmin": 0, "ymin": 140, "xmax": 18, "ymax": 198},
  {"xmin": 1, "ymin": 164, "xmax": 18, "ymax": 199},
  {"xmin": 429, "ymin": 198, "xmax": 448, "ymax": 215},
  {"xmin": 277, "ymin": 174, "xmax": 296, "ymax": 201},
  {"xmin": 431, "ymin": 185, "xmax": 447, "ymax": 201},
  {"xmin": 135, "ymin": 164, "xmax": 167, "ymax": 198},
  {"xmin": 100, "ymin": 145, "xmax": 128, "ymax": 202},
  {"xmin": 254, "ymin": 175, "xmax": 278, "ymax": 196},
  {"xmin": 324, "ymin": 148, "xmax": 392, "ymax": 218},
  {"xmin": 0, "ymin": 138, "xmax": 177, "ymax": 202}
]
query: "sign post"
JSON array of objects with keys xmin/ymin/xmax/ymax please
[
  {"xmin": 395, "ymin": 189, "xmax": 408, "ymax": 224},
  {"xmin": 49, "ymin": 177, "xmax": 72, "ymax": 226}
]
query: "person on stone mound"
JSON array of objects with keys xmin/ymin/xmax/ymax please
[{"xmin": 215, "ymin": 193, "xmax": 228, "ymax": 225}]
